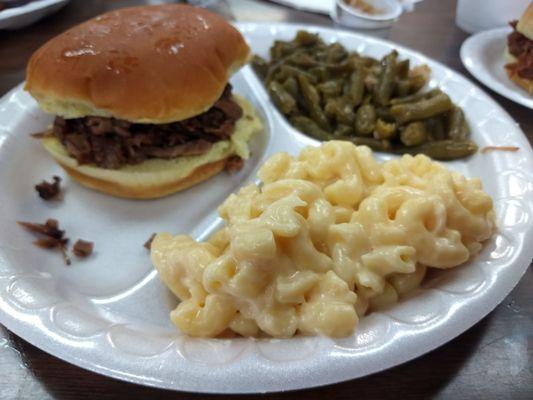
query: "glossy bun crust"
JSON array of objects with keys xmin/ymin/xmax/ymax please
[{"xmin": 25, "ymin": 4, "xmax": 250, "ymax": 123}]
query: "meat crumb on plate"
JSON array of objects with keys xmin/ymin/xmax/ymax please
[
  {"xmin": 17, "ymin": 218, "xmax": 71, "ymax": 265},
  {"xmin": 73, "ymin": 239, "xmax": 94, "ymax": 258},
  {"xmin": 144, "ymin": 233, "xmax": 156, "ymax": 250},
  {"xmin": 225, "ymin": 155, "xmax": 244, "ymax": 174},
  {"xmin": 35, "ymin": 176, "xmax": 62, "ymax": 200}
]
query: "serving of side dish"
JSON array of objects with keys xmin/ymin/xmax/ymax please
[{"xmin": 0, "ymin": 22, "xmax": 532, "ymax": 393}]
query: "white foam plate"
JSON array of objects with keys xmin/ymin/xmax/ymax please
[
  {"xmin": 460, "ymin": 27, "xmax": 533, "ymax": 109},
  {"xmin": 0, "ymin": 22, "xmax": 532, "ymax": 394},
  {"xmin": 0, "ymin": 0, "xmax": 69, "ymax": 30}
]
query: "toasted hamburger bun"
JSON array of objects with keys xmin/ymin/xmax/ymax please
[
  {"xmin": 40, "ymin": 96, "xmax": 262, "ymax": 199},
  {"xmin": 25, "ymin": 4, "xmax": 251, "ymax": 123},
  {"xmin": 26, "ymin": 5, "xmax": 260, "ymax": 199},
  {"xmin": 505, "ymin": 64, "xmax": 533, "ymax": 94},
  {"xmin": 58, "ymin": 157, "xmax": 227, "ymax": 200},
  {"xmin": 504, "ymin": 47, "xmax": 517, "ymax": 64},
  {"xmin": 504, "ymin": 4, "xmax": 533, "ymax": 94},
  {"xmin": 516, "ymin": 3, "xmax": 533, "ymax": 40}
]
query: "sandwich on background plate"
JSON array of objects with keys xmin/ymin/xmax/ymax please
[
  {"xmin": 25, "ymin": 4, "xmax": 262, "ymax": 199},
  {"xmin": 505, "ymin": 3, "xmax": 533, "ymax": 95}
]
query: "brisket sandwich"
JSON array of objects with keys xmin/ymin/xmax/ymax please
[
  {"xmin": 25, "ymin": 4, "xmax": 262, "ymax": 199},
  {"xmin": 505, "ymin": 3, "xmax": 533, "ymax": 94}
]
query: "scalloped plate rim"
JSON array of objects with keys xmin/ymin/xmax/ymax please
[{"xmin": 0, "ymin": 22, "xmax": 532, "ymax": 393}]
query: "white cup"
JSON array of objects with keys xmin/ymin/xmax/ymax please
[{"xmin": 456, "ymin": 0, "xmax": 530, "ymax": 33}]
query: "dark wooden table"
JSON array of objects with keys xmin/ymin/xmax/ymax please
[{"xmin": 1, "ymin": 0, "xmax": 531, "ymax": 398}]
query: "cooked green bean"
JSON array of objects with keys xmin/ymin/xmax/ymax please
[
  {"xmin": 325, "ymin": 98, "xmax": 355, "ymax": 125},
  {"xmin": 395, "ymin": 79, "xmax": 412, "ymax": 98},
  {"xmin": 362, "ymin": 93, "xmax": 373, "ymax": 105},
  {"xmin": 391, "ymin": 92, "xmax": 453, "ymax": 124},
  {"xmin": 268, "ymin": 81, "xmax": 296, "ymax": 115},
  {"xmin": 389, "ymin": 88, "xmax": 441, "ymax": 105},
  {"xmin": 447, "ymin": 106, "xmax": 470, "ymax": 140},
  {"xmin": 332, "ymin": 60, "xmax": 358, "ymax": 74},
  {"xmin": 297, "ymin": 74, "xmax": 330, "ymax": 130},
  {"xmin": 324, "ymin": 98, "xmax": 338, "ymax": 119},
  {"xmin": 254, "ymin": 31, "xmax": 476, "ymax": 160},
  {"xmin": 425, "ymin": 117, "xmax": 446, "ymax": 141},
  {"xmin": 270, "ymin": 41, "xmax": 297, "ymax": 61},
  {"xmin": 344, "ymin": 137, "xmax": 392, "ymax": 152},
  {"xmin": 394, "ymin": 140, "xmax": 478, "ymax": 160},
  {"xmin": 396, "ymin": 72, "xmax": 430, "ymax": 97},
  {"xmin": 346, "ymin": 54, "xmax": 363, "ymax": 67},
  {"xmin": 251, "ymin": 55, "xmax": 269, "ymax": 79},
  {"xmin": 374, "ymin": 119, "xmax": 397, "ymax": 140},
  {"xmin": 294, "ymin": 30, "xmax": 320, "ymax": 46},
  {"xmin": 359, "ymin": 56, "xmax": 379, "ymax": 68},
  {"xmin": 400, "ymin": 121, "xmax": 427, "ymax": 146},
  {"xmin": 291, "ymin": 116, "xmax": 332, "ymax": 141},
  {"xmin": 396, "ymin": 59, "xmax": 410, "ymax": 79},
  {"xmin": 326, "ymin": 43, "xmax": 348, "ymax": 63},
  {"xmin": 317, "ymin": 80, "xmax": 343, "ymax": 100},
  {"xmin": 313, "ymin": 50, "xmax": 327, "ymax": 62},
  {"xmin": 355, "ymin": 104, "xmax": 376, "ymax": 136},
  {"xmin": 309, "ymin": 66, "xmax": 329, "ymax": 82},
  {"xmin": 339, "ymin": 100, "xmax": 356, "ymax": 125},
  {"xmin": 275, "ymin": 65, "xmax": 316, "ymax": 84},
  {"xmin": 347, "ymin": 67, "xmax": 365, "ymax": 106},
  {"xmin": 263, "ymin": 62, "xmax": 282, "ymax": 85},
  {"xmin": 364, "ymin": 73, "xmax": 378, "ymax": 93},
  {"xmin": 408, "ymin": 71, "xmax": 430, "ymax": 94},
  {"xmin": 375, "ymin": 107, "xmax": 394, "ymax": 121},
  {"xmin": 374, "ymin": 51, "xmax": 398, "ymax": 106},
  {"xmin": 286, "ymin": 52, "xmax": 318, "ymax": 68},
  {"xmin": 334, "ymin": 124, "xmax": 354, "ymax": 137},
  {"xmin": 282, "ymin": 77, "xmax": 299, "ymax": 99}
]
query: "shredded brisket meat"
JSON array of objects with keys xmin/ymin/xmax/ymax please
[
  {"xmin": 73, "ymin": 239, "xmax": 94, "ymax": 258},
  {"xmin": 35, "ymin": 176, "xmax": 62, "ymax": 200},
  {"xmin": 507, "ymin": 20, "xmax": 533, "ymax": 80},
  {"xmin": 18, "ymin": 219, "xmax": 71, "ymax": 265},
  {"xmin": 53, "ymin": 85, "xmax": 243, "ymax": 169},
  {"xmin": 225, "ymin": 155, "xmax": 244, "ymax": 174},
  {"xmin": 144, "ymin": 233, "xmax": 157, "ymax": 250},
  {"xmin": 18, "ymin": 219, "xmax": 64, "ymax": 239}
]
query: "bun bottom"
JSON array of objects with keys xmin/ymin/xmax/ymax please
[
  {"xmin": 42, "ymin": 135, "xmax": 230, "ymax": 199},
  {"xmin": 504, "ymin": 48, "xmax": 533, "ymax": 94},
  {"xmin": 505, "ymin": 66, "xmax": 533, "ymax": 94},
  {"xmin": 57, "ymin": 157, "xmax": 227, "ymax": 199}
]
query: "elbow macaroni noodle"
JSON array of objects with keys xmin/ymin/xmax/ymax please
[{"xmin": 151, "ymin": 141, "xmax": 496, "ymax": 338}]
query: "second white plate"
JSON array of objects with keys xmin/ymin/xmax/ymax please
[{"xmin": 460, "ymin": 27, "xmax": 533, "ymax": 109}]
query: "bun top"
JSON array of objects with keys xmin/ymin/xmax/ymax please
[
  {"xmin": 517, "ymin": 3, "xmax": 533, "ymax": 41},
  {"xmin": 25, "ymin": 5, "xmax": 250, "ymax": 123}
]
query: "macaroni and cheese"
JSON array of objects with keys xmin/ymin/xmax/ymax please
[{"xmin": 151, "ymin": 141, "xmax": 496, "ymax": 338}]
